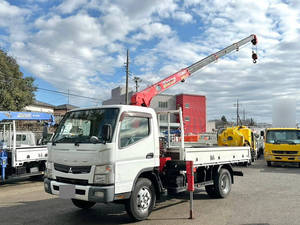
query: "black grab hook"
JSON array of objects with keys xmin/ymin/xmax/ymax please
[{"xmin": 252, "ymin": 51, "xmax": 258, "ymax": 64}]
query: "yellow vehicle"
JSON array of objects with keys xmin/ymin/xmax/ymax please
[
  {"xmin": 264, "ymin": 128, "xmax": 300, "ymax": 167},
  {"xmin": 218, "ymin": 126, "xmax": 257, "ymax": 162}
]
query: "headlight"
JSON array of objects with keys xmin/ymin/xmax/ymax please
[
  {"xmin": 94, "ymin": 175, "xmax": 107, "ymax": 183},
  {"xmin": 94, "ymin": 165, "xmax": 114, "ymax": 184},
  {"xmin": 95, "ymin": 165, "xmax": 113, "ymax": 174},
  {"xmin": 265, "ymin": 155, "xmax": 272, "ymax": 160}
]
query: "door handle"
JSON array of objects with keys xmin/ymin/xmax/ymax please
[{"xmin": 146, "ymin": 153, "xmax": 154, "ymax": 159}]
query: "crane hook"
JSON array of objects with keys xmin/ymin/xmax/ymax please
[{"xmin": 252, "ymin": 51, "xmax": 258, "ymax": 64}]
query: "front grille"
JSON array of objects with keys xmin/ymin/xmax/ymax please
[
  {"xmin": 54, "ymin": 163, "xmax": 91, "ymax": 174},
  {"xmin": 272, "ymin": 150, "xmax": 298, "ymax": 155},
  {"xmin": 56, "ymin": 176, "xmax": 89, "ymax": 185},
  {"xmin": 52, "ymin": 184, "xmax": 85, "ymax": 195}
]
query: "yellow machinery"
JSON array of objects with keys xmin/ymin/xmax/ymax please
[
  {"xmin": 264, "ymin": 128, "xmax": 300, "ymax": 167},
  {"xmin": 218, "ymin": 126, "xmax": 257, "ymax": 162}
]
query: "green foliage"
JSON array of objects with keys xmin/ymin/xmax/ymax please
[{"xmin": 0, "ymin": 49, "xmax": 36, "ymax": 111}]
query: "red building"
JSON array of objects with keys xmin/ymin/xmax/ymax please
[{"xmin": 176, "ymin": 94, "xmax": 206, "ymax": 134}]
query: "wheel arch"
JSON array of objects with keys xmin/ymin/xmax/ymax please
[
  {"xmin": 216, "ymin": 164, "xmax": 234, "ymax": 184},
  {"xmin": 132, "ymin": 168, "xmax": 162, "ymax": 200}
]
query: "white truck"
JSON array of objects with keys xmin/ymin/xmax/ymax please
[
  {"xmin": 0, "ymin": 111, "xmax": 54, "ymax": 182},
  {"xmin": 44, "ymin": 105, "xmax": 250, "ymax": 220},
  {"xmin": 44, "ymin": 35, "xmax": 257, "ymax": 220}
]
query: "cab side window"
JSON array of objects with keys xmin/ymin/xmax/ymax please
[{"xmin": 119, "ymin": 116, "xmax": 150, "ymax": 148}]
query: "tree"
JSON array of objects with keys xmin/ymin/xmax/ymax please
[{"xmin": 0, "ymin": 49, "xmax": 36, "ymax": 111}]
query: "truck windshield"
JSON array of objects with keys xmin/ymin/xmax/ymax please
[
  {"xmin": 266, "ymin": 130, "xmax": 300, "ymax": 144},
  {"xmin": 52, "ymin": 108, "xmax": 119, "ymax": 144}
]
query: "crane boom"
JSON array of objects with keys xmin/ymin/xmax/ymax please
[{"xmin": 131, "ymin": 34, "xmax": 257, "ymax": 107}]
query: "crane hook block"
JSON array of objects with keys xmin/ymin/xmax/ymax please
[
  {"xmin": 251, "ymin": 35, "xmax": 258, "ymax": 45},
  {"xmin": 252, "ymin": 51, "xmax": 258, "ymax": 64}
]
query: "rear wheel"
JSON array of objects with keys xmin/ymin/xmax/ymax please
[
  {"xmin": 214, "ymin": 168, "xmax": 232, "ymax": 198},
  {"xmin": 267, "ymin": 161, "xmax": 272, "ymax": 167},
  {"xmin": 125, "ymin": 178, "xmax": 156, "ymax": 221},
  {"xmin": 71, "ymin": 199, "xmax": 96, "ymax": 209}
]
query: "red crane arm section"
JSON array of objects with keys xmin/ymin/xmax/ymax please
[{"xmin": 130, "ymin": 68, "xmax": 190, "ymax": 107}]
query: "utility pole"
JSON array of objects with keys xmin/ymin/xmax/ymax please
[
  {"xmin": 235, "ymin": 99, "xmax": 241, "ymax": 126},
  {"xmin": 68, "ymin": 89, "xmax": 70, "ymax": 105},
  {"xmin": 125, "ymin": 49, "xmax": 129, "ymax": 105},
  {"xmin": 133, "ymin": 77, "xmax": 141, "ymax": 92}
]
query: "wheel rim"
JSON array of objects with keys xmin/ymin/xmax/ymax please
[
  {"xmin": 136, "ymin": 186, "xmax": 152, "ymax": 213},
  {"xmin": 220, "ymin": 173, "xmax": 230, "ymax": 194}
]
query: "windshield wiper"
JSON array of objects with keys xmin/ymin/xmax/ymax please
[
  {"xmin": 52, "ymin": 136, "xmax": 72, "ymax": 145},
  {"xmin": 74, "ymin": 136, "xmax": 105, "ymax": 146}
]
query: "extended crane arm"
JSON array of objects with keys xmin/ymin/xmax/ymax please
[{"xmin": 131, "ymin": 34, "xmax": 257, "ymax": 107}]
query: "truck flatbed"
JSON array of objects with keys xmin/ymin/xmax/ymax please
[{"xmin": 166, "ymin": 146, "xmax": 250, "ymax": 166}]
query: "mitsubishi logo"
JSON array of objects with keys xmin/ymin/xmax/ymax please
[{"xmin": 68, "ymin": 167, "xmax": 73, "ymax": 173}]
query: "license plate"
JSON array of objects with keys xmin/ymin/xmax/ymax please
[
  {"xmin": 30, "ymin": 167, "xmax": 39, "ymax": 173},
  {"xmin": 59, "ymin": 184, "xmax": 75, "ymax": 199}
]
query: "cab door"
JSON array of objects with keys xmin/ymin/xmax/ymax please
[{"xmin": 115, "ymin": 112, "xmax": 155, "ymax": 194}]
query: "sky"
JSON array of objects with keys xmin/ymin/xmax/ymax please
[{"xmin": 0, "ymin": 0, "xmax": 300, "ymax": 123}]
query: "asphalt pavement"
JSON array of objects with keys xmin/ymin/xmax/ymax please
[{"xmin": 0, "ymin": 158, "xmax": 300, "ymax": 225}]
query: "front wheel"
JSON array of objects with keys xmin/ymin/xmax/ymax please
[
  {"xmin": 267, "ymin": 161, "xmax": 272, "ymax": 167},
  {"xmin": 71, "ymin": 199, "xmax": 96, "ymax": 209},
  {"xmin": 125, "ymin": 178, "xmax": 156, "ymax": 221}
]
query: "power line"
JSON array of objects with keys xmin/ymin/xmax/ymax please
[
  {"xmin": 0, "ymin": 72, "xmax": 102, "ymax": 101},
  {"xmin": 37, "ymin": 87, "xmax": 101, "ymax": 101}
]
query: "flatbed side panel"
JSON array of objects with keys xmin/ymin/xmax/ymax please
[
  {"xmin": 184, "ymin": 146, "xmax": 251, "ymax": 167},
  {"xmin": 15, "ymin": 147, "xmax": 48, "ymax": 161}
]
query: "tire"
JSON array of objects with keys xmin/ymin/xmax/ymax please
[
  {"xmin": 71, "ymin": 199, "xmax": 96, "ymax": 209},
  {"xmin": 251, "ymin": 151, "xmax": 255, "ymax": 162},
  {"xmin": 213, "ymin": 168, "xmax": 232, "ymax": 198},
  {"xmin": 257, "ymin": 149, "xmax": 261, "ymax": 159},
  {"xmin": 267, "ymin": 161, "xmax": 271, "ymax": 167},
  {"xmin": 125, "ymin": 178, "xmax": 156, "ymax": 221},
  {"xmin": 205, "ymin": 185, "xmax": 217, "ymax": 198}
]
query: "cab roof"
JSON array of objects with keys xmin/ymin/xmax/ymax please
[{"xmin": 267, "ymin": 128, "xmax": 300, "ymax": 131}]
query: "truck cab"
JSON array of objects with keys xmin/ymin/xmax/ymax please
[
  {"xmin": 45, "ymin": 105, "xmax": 159, "ymax": 204},
  {"xmin": 264, "ymin": 128, "xmax": 300, "ymax": 167}
]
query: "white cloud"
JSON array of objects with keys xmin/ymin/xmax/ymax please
[
  {"xmin": 172, "ymin": 11, "xmax": 193, "ymax": 23},
  {"xmin": 56, "ymin": 0, "xmax": 88, "ymax": 14},
  {"xmin": 1, "ymin": 0, "xmax": 300, "ymax": 123},
  {"xmin": 132, "ymin": 23, "xmax": 172, "ymax": 41},
  {"xmin": 0, "ymin": 1, "xmax": 28, "ymax": 23}
]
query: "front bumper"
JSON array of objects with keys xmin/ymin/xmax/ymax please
[
  {"xmin": 264, "ymin": 155, "xmax": 300, "ymax": 162},
  {"xmin": 44, "ymin": 178, "xmax": 114, "ymax": 203}
]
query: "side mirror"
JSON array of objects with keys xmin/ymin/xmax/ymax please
[
  {"xmin": 90, "ymin": 136, "xmax": 100, "ymax": 144},
  {"xmin": 260, "ymin": 130, "xmax": 264, "ymax": 137},
  {"xmin": 43, "ymin": 124, "xmax": 48, "ymax": 139},
  {"xmin": 102, "ymin": 124, "xmax": 112, "ymax": 143}
]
